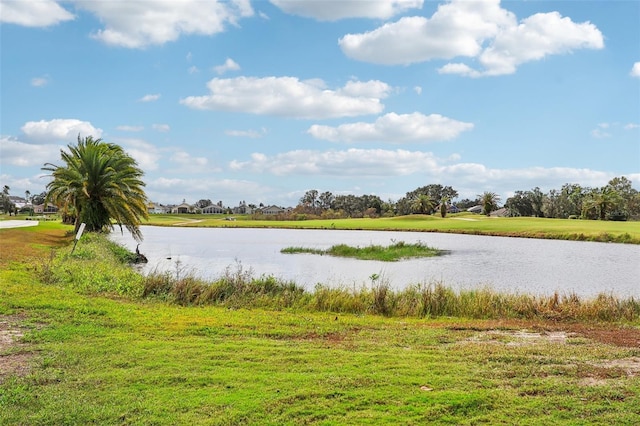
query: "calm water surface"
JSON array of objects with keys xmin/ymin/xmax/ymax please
[{"xmin": 110, "ymin": 226, "xmax": 640, "ymax": 297}]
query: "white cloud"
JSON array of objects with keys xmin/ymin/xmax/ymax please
[
  {"xmin": 631, "ymin": 62, "xmax": 640, "ymax": 78},
  {"xmin": 139, "ymin": 94, "xmax": 161, "ymax": 102},
  {"xmin": 228, "ymin": 148, "xmax": 628, "ymax": 202},
  {"xmin": 214, "ymin": 58, "xmax": 241, "ymax": 75},
  {"xmin": 307, "ymin": 112, "xmax": 473, "ymax": 143},
  {"xmin": 21, "ymin": 119, "xmax": 103, "ymax": 144},
  {"xmin": 469, "ymin": 11, "xmax": 605, "ymax": 77},
  {"xmin": 225, "ymin": 128, "xmax": 267, "ymax": 138},
  {"xmin": 117, "ymin": 125, "xmax": 144, "ymax": 132},
  {"xmin": 170, "ymin": 151, "xmax": 209, "ymax": 168},
  {"xmin": 270, "ymin": 0, "xmax": 423, "ymax": 21},
  {"xmin": 188, "ymin": 66, "xmax": 200, "ymax": 74},
  {"xmin": 0, "ymin": 136, "xmax": 62, "ymax": 167},
  {"xmin": 624, "ymin": 123, "xmax": 639, "ymax": 130},
  {"xmin": 339, "ymin": 1, "xmax": 515, "ymax": 65},
  {"xmin": 181, "ymin": 76, "xmax": 390, "ymax": 119},
  {"xmin": 147, "ymin": 177, "xmax": 270, "ymax": 205},
  {"xmin": 229, "ymin": 149, "xmax": 438, "ymax": 176},
  {"xmin": 591, "ymin": 129, "xmax": 611, "ymax": 139},
  {"xmin": 413, "ymin": 86, "xmax": 422, "ymax": 95},
  {"xmin": 75, "ymin": 0, "xmax": 254, "ymax": 48},
  {"xmin": 340, "ymin": 0, "xmax": 603, "ymax": 76},
  {"xmin": 0, "ymin": 0, "xmax": 74, "ymax": 27},
  {"xmin": 152, "ymin": 124, "xmax": 171, "ymax": 132},
  {"xmin": 31, "ymin": 76, "xmax": 50, "ymax": 87},
  {"xmin": 116, "ymin": 138, "xmax": 161, "ymax": 171}
]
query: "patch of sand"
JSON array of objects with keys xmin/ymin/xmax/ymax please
[{"xmin": 0, "ymin": 315, "xmax": 32, "ymax": 383}]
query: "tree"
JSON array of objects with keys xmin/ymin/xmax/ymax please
[
  {"xmin": 480, "ymin": 191, "xmax": 500, "ymax": 216},
  {"xmin": 582, "ymin": 187, "xmax": 622, "ymax": 220},
  {"xmin": 42, "ymin": 135, "xmax": 149, "ymax": 241},
  {"xmin": 1, "ymin": 185, "xmax": 15, "ymax": 215},
  {"xmin": 411, "ymin": 194, "xmax": 435, "ymax": 215},
  {"xmin": 318, "ymin": 191, "xmax": 334, "ymax": 210},
  {"xmin": 505, "ymin": 191, "xmax": 533, "ymax": 217},
  {"xmin": 439, "ymin": 196, "xmax": 450, "ymax": 218},
  {"xmin": 195, "ymin": 199, "xmax": 213, "ymax": 209},
  {"xmin": 396, "ymin": 184, "xmax": 458, "ymax": 215},
  {"xmin": 31, "ymin": 191, "xmax": 46, "ymax": 206}
]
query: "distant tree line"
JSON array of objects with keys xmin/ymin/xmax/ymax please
[
  {"xmin": 504, "ymin": 177, "xmax": 639, "ymax": 221},
  {"xmin": 283, "ymin": 177, "xmax": 638, "ymax": 221}
]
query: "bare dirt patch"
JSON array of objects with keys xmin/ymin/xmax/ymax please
[
  {"xmin": 0, "ymin": 227, "xmax": 70, "ymax": 267},
  {"xmin": 0, "ymin": 315, "xmax": 33, "ymax": 383},
  {"xmin": 446, "ymin": 319, "xmax": 640, "ymax": 348}
]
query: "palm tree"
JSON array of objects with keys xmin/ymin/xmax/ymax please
[
  {"xmin": 42, "ymin": 135, "xmax": 149, "ymax": 241},
  {"xmin": 480, "ymin": 191, "xmax": 500, "ymax": 216},
  {"xmin": 582, "ymin": 187, "xmax": 622, "ymax": 220},
  {"xmin": 439, "ymin": 196, "xmax": 450, "ymax": 218},
  {"xmin": 411, "ymin": 194, "xmax": 434, "ymax": 215}
]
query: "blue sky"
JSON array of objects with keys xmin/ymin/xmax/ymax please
[{"xmin": 1, "ymin": 0, "xmax": 639, "ymax": 208}]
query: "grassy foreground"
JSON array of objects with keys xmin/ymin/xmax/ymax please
[
  {"xmin": 1, "ymin": 223, "xmax": 640, "ymax": 424},
  {"xmin": 145, "ymin": 213, "xmax": 640, "ymax": 244}
]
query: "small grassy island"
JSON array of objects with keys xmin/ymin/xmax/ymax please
[{"xmin": 281, "ymin": 241, "xmax": 446, "ymax": 261}]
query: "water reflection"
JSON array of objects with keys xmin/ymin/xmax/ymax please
[{"xmin": 110, "ymin": 226, "xmax": 640, "ymax": 298}]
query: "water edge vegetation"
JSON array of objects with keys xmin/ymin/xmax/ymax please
[{"xmin": 281, "ymin": 241, "xmax": 446, "ymax": 261}]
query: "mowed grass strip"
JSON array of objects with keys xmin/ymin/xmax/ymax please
[
  {"xmin": 144, "ymin": 214, "xmax": 640, "ymax": 244},
  {"xmin": 281, "ymin": 241, "xmax": 445, "ymax": 261}
]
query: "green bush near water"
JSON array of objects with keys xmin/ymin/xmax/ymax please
[{"xmin": 281, "ymin": 241, "xmax": 445, "ymax": 261}]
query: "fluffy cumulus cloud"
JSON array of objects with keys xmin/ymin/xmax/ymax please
[
  {"xmin": 214, "ymin": 58, "xmax": 241, "ymax": 75},
  {"xmin": 307, "ymin": 112, "xmax": 473, "ymax": 143},
  {"xmin": 229, "ymin": 149, "xmax": 438, "ymax": 176},
  {"xmin": 227, "ymin": 148, "xmax": 624, "ymax": 202},
  {"xmin": 74, "ymin": 0, "xmax": 254, "ymax": 48},
  {"xmin": 0, "ymin": 136, "xmax": 62, "ymax": 167},
  {"xmin": 339, "ymin": 0, "xmax": 603, "ymax": 76},
  {"xmin": 114, "ymin": 138, "xmax": 162, "ymax": 171},
  {"xmin": 631, "ymin": 62, "xmax": 640, "ymax": 78},
  {"xmin": 181, "ymin": 77, "xmax": 390, "ymax": 119},
  {"xmin": 270, "ymin": 0, "xmax": 423, "ymax": 21},
  {"xmin": 0, "ymin": 0, "xmax": 74, "ymax": 27},
  {"xmin": 21, "ymin": 119, "xmax": 103, "ymax": 144}
]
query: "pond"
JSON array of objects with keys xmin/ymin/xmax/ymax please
[{"xmin": 109, "ymin": 226, "xmax": 640, "ymax": 298}]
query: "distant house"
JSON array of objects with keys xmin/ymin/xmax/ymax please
[
  {"xmin": 147, "ymin": 202, "xmax": 169, "ymax": 214},
  {"xmin": 490, "ymin": 208, "xmax": 508, "ymax": 218},
  {"xmin": 33, "ymin": 203, "xmax": 58, "ymax": 214},
  {"xmin": 260, "ymin": 205, "xmax": 286, "ymax": 215},
  {"xmin": 436, "ymin": 204, "xmax": 460, "ymax": 214},
  {"xmin": 232, "ymin": 204, "xmax": 254, "ymax": 215},
  {"xmin": 171, "ymin": 202, "xmax": 194, "ymax": 214},
  {"xmin": 467, "ymin": 205, "xmax": 483, "ymax": 214},
  {"xmin": 202, "ymin": 204, "xmax": 225, "ymax": 214}
]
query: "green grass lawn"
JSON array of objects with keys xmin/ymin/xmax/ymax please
[
  {"xmin": 144, "ymin": 214, "xmax": 640, "ymax": 243},
  {"xmin": 2, "ymin": 275, "xmax": 639, "ymax": 425}
]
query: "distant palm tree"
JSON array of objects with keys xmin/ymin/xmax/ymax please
[
  {"xmin": 582, "ymin": 187, "xmax": 622, "ymax": 220},
  {"xmin": 440, "ymin": 196, "xmax": 450, "ymax": 218},
  {"xmin": 411, "ymin": 194, "xmax": 434, "ymax": 215},
  {"xmin": 480, "ymin": 191, "xmax": 500, "ymax": 216},
  {"xmin": 42, "ymin": 136, "xmax": 149, "ymax": 241}
]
